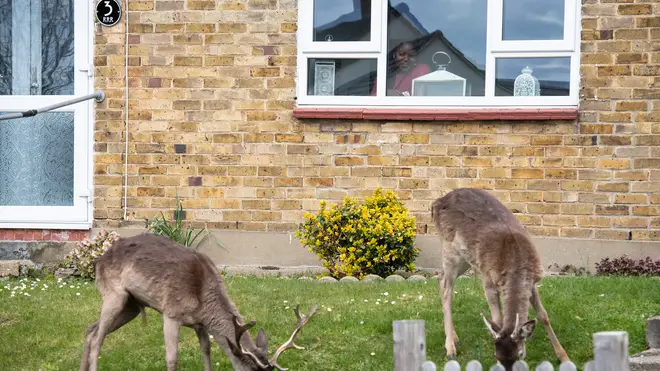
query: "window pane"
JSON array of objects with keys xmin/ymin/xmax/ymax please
[
  {"xmin": 0, "ymin": 0, "xmax": 12, "ymax": 95},
  {"xmin": 385, "ymin": 0, "xmax": 487, "ymax": 97},
  {"xmin": 307, "ymin": 58, "xmax": 377, "ymax": 96},
  {"xmin": 313, "ymin": 0, "xmax": 371, "ymax": 42},
  {"xmin": 0, "ymin": 0, "xmax": 74, "ymax": 96},
  {"xmin": 41, "ymin": 0, "xmax": 75, "ymax": 95},
  {"xmin": 503, "ymin": 0, "xmax": 565, "ymax": 41},
  {"xmin": 0, "ymin": 112, "xmax": 75, "ymax": 206},
  {"xmin": 495, "ymin": 57, "xmax": 570, "ymax": 97}
]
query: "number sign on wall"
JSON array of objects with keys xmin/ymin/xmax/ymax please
[{"xmin": 96, "ymin": 0, "xmax": 121, "ymax": 27}]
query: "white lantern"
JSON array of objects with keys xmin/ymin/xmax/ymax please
[
  {"xmin": 411, "ymin": 52, "xmax": 468, "ymax": 97},
  {"xmin": 513, "ymin": 66, "xmax": 541, "ymax": 96}
]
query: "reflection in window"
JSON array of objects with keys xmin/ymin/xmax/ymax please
[
  {"xmin": 41, "ymin": 0, "xmax": 75, "ymax": 95},
  {"xmin": 503, "ymin": 0, "xmax": 564, "ymax": 41},
  {"xmin": 495, "ymin": 57, "xmax": 571, "ymax": 96},
  {"xmin": 0, "ymin": 0, "xmax": 12, "ymax": 95},
  {"xmin": 383, "ymin": 1, "xmax": 487, "ymax": 97},
  {"xmin": 0, "ymin": 0, "xmax": 74, "ymax": 96},
  {"xmin": 313, "ymin": 0, "xmax": 371, "ymax": 42},
  {"xmin": 307, "ymin": 58, "xmax": 377, "ymax": 96}
]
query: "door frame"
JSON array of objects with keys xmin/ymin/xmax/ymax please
[{"xmin": 0, "ymin": 0, "xmax": 95, "ymax": 230}]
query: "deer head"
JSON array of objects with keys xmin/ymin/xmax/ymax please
[
  {"xmin": 482, "ymin": 313, "xmax": 537, "ymax": 370},
  {"xmin": 225, "ymin": 304, "xmax": 318, "ymax": 371}
]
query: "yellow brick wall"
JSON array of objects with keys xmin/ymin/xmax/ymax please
[{"xmin": 93, "ymin": 0, "xmax": 660, "ymax": 241}]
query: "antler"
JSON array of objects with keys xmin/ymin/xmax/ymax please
[
  {"xmin": 514, "ymin": 313, "xmax": 520, "ymax": 332},
  {"xmin": 481, "ymin": 312, "xmax": 500, "ymax": 339},
  {"xmin": 232, "ymin": 315, "xmax": 257, "ymax": 347},
  {"xmin": 225, "ymin": 315, "xmax": 271, "ymax": 369},
  {"xmin": 269, "ymin": 304, "xmax": 318, "ymax": 370}
]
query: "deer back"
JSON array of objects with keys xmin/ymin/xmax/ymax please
[
  {"xmin": 95, "ymin": 233, "xmax": 240, "ymax": 323},
  {"xmin": 431, "ymin": 188, "xmax": 543, "ymax": 283}
]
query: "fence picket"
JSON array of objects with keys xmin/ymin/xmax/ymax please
[
  {"xmin": 513, "ymin": 360, "xmax": 529, "ymax": 371},
  {"xmin": 393, "ymin": 320, "xmax": 426, "ymax": 371},
  {"xmin": 583, "ymin": 360, "xmax": 595, "ymax": 371},
  {"xmin": 391, "ymin": 321, "xmax": 632, "ymax": 371},
  {"xmin": 422, "ymin": 360, "xmax": 438, "ymax": 371},
  {"xmin": 535, "ymin": 361, "xmax": 554, "ymax": 371},
  {"xmin": 558, "ymin": 361, "xmax": 577, "ymax": 371},
  {"xmin": 466, "ymin": 360, "xmax": 483, "ymax": 371},
  {"xmin": 593, "ymin": 331, "xmax": 630, "ymax": 371}
]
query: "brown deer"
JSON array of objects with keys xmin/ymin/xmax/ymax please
[
  {"xmin": 79, "ymin": 233, "xmax": 317, "ymax": 371},
  {"xmin": 431, "ymin": 188, "xmax": 569, "ymax": 370}
]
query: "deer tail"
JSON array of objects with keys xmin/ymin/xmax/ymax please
[{"xmin": 431, "ymin": 198, "xmax": 442, "ymax": 226}]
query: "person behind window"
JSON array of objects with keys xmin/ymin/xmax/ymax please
[{"xmin": 371, "ymin": 41, "xmax": 432, "ymax": 96}]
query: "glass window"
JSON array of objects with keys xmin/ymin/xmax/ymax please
[
  {"xmin": 313, "ymin": 0, "xmax": 371, "ymax": 42},
  {"xmin": 307, "ymin": 58, "xmax": 377, "ymax": 96},
  {"xmin": 502, "ymin": 0, "xmax": 565, "ymax": 41},
  {"xmin": 0, "ymin": 0, "xmax": 75, "ymax": 96},
  {"xmin": 0, "ymin": 0, "xmax": 11, "ymax": 94},
  {"xmin": 384, "ymin": 0, "xmax": 487, "ymax": 97},
  {"xmin": 0, "ymin": 112, "xmax": 75, "ymax": 206},
  {"xmin": 297, "ymin": 0, "xmax": 580, "ymax": 107},
  {"xmin": 495, "ymin": 57, "xmax": 571, "ymax": 97}
]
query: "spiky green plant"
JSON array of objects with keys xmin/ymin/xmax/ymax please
[{"xmin": 145, "ymin": 196, "xmax": 222, "ymax": 249}]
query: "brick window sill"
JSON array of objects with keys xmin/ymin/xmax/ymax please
[{"xmin": 292, "ymin": 108, "xmax": 578, "ymax": 121}]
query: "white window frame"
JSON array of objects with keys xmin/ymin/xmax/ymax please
[
  {"xmin": 298, "ymin": 0, "xmax": 383, "ymax": 53},
  {"xmin": 0, "ymin": 0, "xmax": 94, "ymax": 230},
  {"xmin": 296, "ymin": 0, "xmax": 581, "ymax": 109},
  {"xmin": 490, "ymin": 0, "xmax": 578, "ymax": 53}
]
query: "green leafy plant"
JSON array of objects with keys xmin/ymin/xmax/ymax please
[
  {"xmin": 145, "ymin": 197, "xmax": 220, "ymax": 249},
  {"xmin": 62, "ymin": 230, "xmax": 120, "ymax": 279},
  {"xmin": 296, "ymin": 188, "xmax": 419, "ymax": 279}
]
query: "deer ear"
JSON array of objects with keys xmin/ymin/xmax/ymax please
[
  {"xmin": 481, "ymin": 313, "xmax": 500, "ymax": 339},
  {"xmin": 516, "ymin": 319, "xmax": 537, "ymax": 340},
  {"xmin": 256, "ymin": 328, "xmax": 268, "ymax": 351}
]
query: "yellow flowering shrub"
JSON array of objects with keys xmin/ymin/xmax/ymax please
[{"xmin": 296, "ymin": 188, "xmax": 419, "ymax": 279}]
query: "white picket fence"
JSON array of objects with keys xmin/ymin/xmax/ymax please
[{"xmin": 393, "ymin": 320, "xmax": 631, "ymax": 371}]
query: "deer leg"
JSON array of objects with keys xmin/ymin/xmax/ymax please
[
  {"xmin": 79, "ymin": 321, "xmax": 99, "ymax": 371},
  {"xmin": 440, "ymin": 252, "xmax": 468, "ymax": 359},
  {"xmin": 194, "ymin": 326, "xmax": 213, "ymax": 371},
  {"xmin": 80, "ymin": 299, "xmax": 142, "ymax": 371},
  {"xmin": 482, "ymin": 281, "xmax": 502, "ymax": 328},
  {"xmin": 530, "ymin": 285, "xmax": 570, "ymax": 363},
  {"xmin": 87, "ymin": 293, "xmax": 131, "ymax": 371},
  {"xmin": 440, "ymin": 273, "xmax": 458, "ymax": 359},
  {"xmin": 163, "ymin": 316, "xmax": 182, "ymax": 371}
]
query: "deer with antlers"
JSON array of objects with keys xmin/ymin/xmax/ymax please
[
  {"xmin": 431, "ymin": 188, "xmax": 569, "ymax": 370},
  {"xmin": 79, "ymin": 233, "xmax": 317, "ymax": 371}
]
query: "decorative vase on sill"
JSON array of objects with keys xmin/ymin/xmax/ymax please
[
  {"xmin": 513, "ymin": 66, "xmax": 541, "ymax": 96},
  {"xmin": 314, "ymin": 61, "xmax": 335, "ymax": 96}
]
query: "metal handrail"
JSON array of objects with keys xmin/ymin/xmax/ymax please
[{"xmin": 0, "ymin": 90, "xmax": 105, "ymax": 121}]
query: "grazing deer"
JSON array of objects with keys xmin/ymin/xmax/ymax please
[
  {"xmin": 431, "ymin": 188, "xmax": 569, "ymax": 370},
  {"xmin": 79, "ymin": 233, "xmax": 317, "ymax": 371}
]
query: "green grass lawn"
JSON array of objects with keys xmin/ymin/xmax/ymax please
[{"xmin": 0, "ymin": 275, "xmax": 658, "ymax": 371}]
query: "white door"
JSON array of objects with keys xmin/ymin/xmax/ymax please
[{"xmin": 0, "ymin": 0, "xmax": 93, "ymax": 229}]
